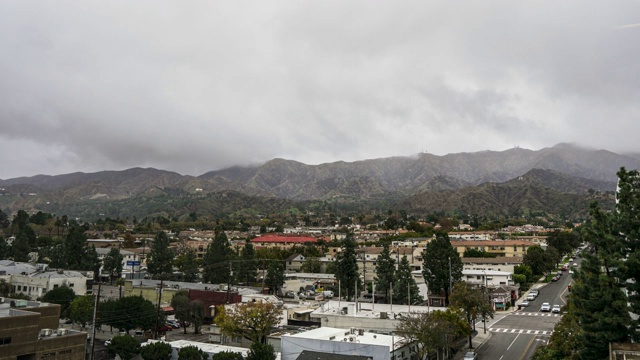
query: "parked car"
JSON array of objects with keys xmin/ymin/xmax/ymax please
[
  {"xmin": 541, "ymin": 302, "xmax": 551, "ymax": 312},
  {"xmin": 552, "ymin": 305, "xmax": 561, "ymax": 314},
  {"xmin": 527, "ymin": 293, "xmax": 537, "ymax": 301},
  {"xmin": 167, "ymin": 321, "xmax": 180, "ymax": 329},
  {"xmin": 518, "ymin": 300, "xmax": 529, "ymax": 309},
  {"xmin": 157, "ymin": 325, "xmax": 172, "ymax": 332},
  {"xmin": 551, "ymin": 276, "xmax": 559, "ymax": 282},
  {"xmin": 104, "ymin": 339, "xmax": 111, "ymax": 346},
  {"xmin": 463, "ymin": 350, "xmax": 478, "ymax": 360}
]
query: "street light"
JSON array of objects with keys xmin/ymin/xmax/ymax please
[{"xmin": 482, "ymin": 270, "xmax": 488, "ymax": 334}]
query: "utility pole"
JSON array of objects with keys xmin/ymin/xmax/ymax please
[
  {"xmin": 89, "ymin": 283, "xmax": 102, "ymax": 360},
  {"xmin": 153, "ymin": 279, "xmax": 163, "ymax": 340},
  {"xmin": 448, "ymin": 257, "xmax": 452, "ymax": 302},
  {"xmin": 227, "ymin": 261, "xmax": 232, "ymax": 304}
]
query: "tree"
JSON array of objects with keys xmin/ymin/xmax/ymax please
[
  {"xmin": 394, "ymin": 308, "xmax": 468, "ymax": 360},
  {"xmin": 100, "ymin": 295, "xmax": 160, "ymax": 333},
  {"xmin": 178, "ymin": 345, "xmax": 208, "ymax": 360},
  {"xmin": 0, "ymin": 279, "xmax": 12, "ymax": 296},
  {"xmin": 122, "ymin": 232, "xmax": 136, "ymax": 248},
  {"xmin": 190, "ymin": 300, "xmax": 205, "ymax": 335},
  {"xmin": 545, "ymin": 246, "xmax": 562, "ymax": 269},
  {"xmin": 393, "ymin": 256, "xmax": 423, "ymax": 305},
  {"xmin": 449, "ymin": 281, "xmax": 495, "ymax": 349},
  {"xmin": 175, "ymin": 248, "xmax": 199, "ymax": 283},
  {"xmin": 246, "ymin": 343, "xmax": 276, "ymax": 360},
  {"xmin": 0, "ymin": 209, "xmax": 10, "ymax": 229},
  {"xmin": 41, "ymin": 284, "xmax": 76, "ymax": 317},
  {"xmin": 214, "ymin": 301, "xmax": 283, "ymax": 344},
  {"xmin": 300, "ymin": 257, "xmax": 321, "ymax": 273},
  {"xmin": 514, "ymin": 264, "xmax": 534, "ymax": 284},
  {"xmin": 374, "ymin": 243, "xmax": 395, "ymax": 299},
  {"xmin": 147, "ymin": 231, "xmax": 175, "ymax": 280},
  {"xmin": 202, "ymin": 231, "xmax": 231, "ymax": 284},
  {"xmin": 264, "ymin": 261, "xmax": 284, "ymax": 295},
  {"xmin": 171, "ymin": 291, "xmax": 192, "ymax": 334},
  {"xmin": 0, "ymin": 236, "xmax": 9, "ymax": 260},
  {"xmin": 523, "ymin": 245, "xmax": 553, "ymax": 276},
  {"xmin": 11, "ymin": 230, "xmax": 32, "ymax": 262},
  {"xmin": 140, "ymin": 341, "xmax": 173, "ymax": 360},
  {"xmin": 235, "ymin": 240, "xmax": 257, "ymax": 284},
  {"xmin": 68, "ymin": 295, "xmax": 95, "ymax": 328},
  {"xmin": 103, "ymin": 247, "xmax": 124, "ymax": 285},
  {"xmin": 546, "ymin": 230, "xmax": 580, "ymax": 257},
  {"xmin": 107, "ymin": 335, "xmax": 141, "ymax": 360},
  {"xmin": 532, "ymin": 301, "xmax": 582, "ymax": 360},
  {"xmin": 335, "ymin": 232, "xmax": 361, "ymax": 300},
  {"xmin": 422, "ymin": 235, "xmax": 462, "ymax": 305}
]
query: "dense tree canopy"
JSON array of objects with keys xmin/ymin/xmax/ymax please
[
  {"xmin": 214, "ymin": 301, "xmax": 283, "ymax": 344},
  {"xmin": 335, "ymin": 232, "xmax": 361, "ymax": 300},
  {"xmin": 374, "ymin": 243, "xmax": 395, "ymax": 298},
  {"xmin": 203, "ymin": 231, "xmax": 231, "ymax": 284},
  {"xmin": 422, "ymin": 235, "xmax": 462, "ymax": 305},
  {"xmin": 107, "ymin": 335, "xmax": 141, "ymax": 360},
  {"xmin": 146, "ymin": 231, "xmax": 175, "ymax": 279},
  {"xmin": 393, "ymin": 255, "xmax": 423, "ymax": 305}
]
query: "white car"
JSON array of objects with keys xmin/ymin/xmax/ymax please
[
  {"xmin": 552, "ymin": 305, "xmax": 561, "ymax": 313},
  {"xmin": 540, "ymin": 302, "xmax": 551, "ymax": 312}
]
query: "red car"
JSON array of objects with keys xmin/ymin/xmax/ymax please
[{"xmin": 157, "ymin": 325, "xmax": 172, "ymax": 332}]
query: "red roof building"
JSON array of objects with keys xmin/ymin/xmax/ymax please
[{"xmin": 250, "ymin": 234, "xmax": 321, "ymax": 248}]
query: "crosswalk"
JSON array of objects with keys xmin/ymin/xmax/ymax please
[
  {"xmin": 511, "ymin": 312, "xmax": 562, "ymax": 317},
  {"xmin": 489, "ymin": 328, "xmax": 554, "ymax": 335}
]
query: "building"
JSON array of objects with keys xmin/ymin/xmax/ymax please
[
  {"xmin": 251, "ymin": 235, "xmax": 322, "ymax": 249},
  {"xmin": 0, "ymin": 261, "xmax": 89, "ymax": 299},
  {"xmin": 143, "ymin": 339, "xmax": 251, "ymax": 359},
  {"xmin": 461, "ymin": 269, "xmax": 514, "ymax": 288},
  {"xmin": 462, "ymin": 257, "xmax": 523, "ymax": 274},
  {"xmin": 281, "ymin": 327, "xmax": 410, "ymax": 360},
  {"xmin": 451, "ymin": 240, "xmax": 537, "ymax": 257},
  {"xmin": 0, "ymin": 297, "xmax": 86, "ymax": 360}
]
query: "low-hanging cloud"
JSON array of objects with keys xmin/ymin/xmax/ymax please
[{"xmin": 0, "ymin": 0, "xmax": 638, "ymax": 179}]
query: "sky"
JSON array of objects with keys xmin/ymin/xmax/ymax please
[{"xmin": 1, "ymin": 1, "xmax": 639, "ymax": 179}]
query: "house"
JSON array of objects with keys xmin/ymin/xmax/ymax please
[
  {"xmin": 0, "ymin": 297, "xmax": 87, "ymax": 360},
  {"xmin": 461, "ymin": 269, "xmax": 514, "ymax": 288},
  {"xmin": 285, "ymin": 253, "xmax": 306, "ymax": 272},
  {"xmin": 251, "ymin": 235, "xmax": 321, "ymax": 249},
  {"xmin": 281, "ymin": 327, "xmax": 411, "ymax": 360}
]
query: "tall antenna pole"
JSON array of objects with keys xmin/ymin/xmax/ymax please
[
  {"xmin": 154, "ymin": 279, "xmax": 163, "ymax": 340},
  {"xmin": 390, "ymin": 282, "xmax": 393, "ymax": 313},
  {"xmin": 408, "ymin": 282, "xmax": 410, "ymax": 313}
]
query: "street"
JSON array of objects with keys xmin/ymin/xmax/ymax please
[{"xmin": 475, "ymin": 257, "xmax": 578, "ymax": 359}]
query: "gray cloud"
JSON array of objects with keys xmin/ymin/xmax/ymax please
[{"xmin": 0, "ymin": 1, "xmax": 639, "ymax": 179}]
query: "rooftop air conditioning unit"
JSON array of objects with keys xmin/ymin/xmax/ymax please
[
  {"xmin": 380, "ymin": 312, "xmax": 388, "ymax": 319},
  {"xmin": 40, "ymin": 329, "xmax": 53, "ymax": 337},
  {"xmin": 349, "ymin": 336, "xmax": 355, "ymax": 342},
  {"xmin": 57, "ymin": 329, "xmax": 68, "ymax": 336}
]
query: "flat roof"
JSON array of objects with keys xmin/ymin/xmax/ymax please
[{"xmin": 284, "ymin": 327, "xmax": 402, "ymax": 349}]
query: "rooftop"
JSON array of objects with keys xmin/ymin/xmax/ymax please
[{"xmin": 284, "ymin": 327, "xmax": 403, "ymax": 350}]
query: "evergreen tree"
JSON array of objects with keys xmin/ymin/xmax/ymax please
[
  {"xmin": 103, "ymin": 247, "xmax": 124, "ymax": 284},
  {"xmin": 264, "ymin": 261, "xmax": 284, "ymax": 295},
  {"xmin": 64, "ymin": 225, "xmax": 89, "ymax": 270},
  {"xmin": 422, "ymin": 235, "xmax": 462, "ymax": 305},
  {"xmin": 175, "ymin": 248, "xmax": 199, "ymax": 283},
  {"xmin": 393, "ymin": 256, "xmax": 423, "ymax": 305},
  {"xmin": 246, "ymin": 343, "xmax": 276, "ymax": 360},
  {"xmin": 236, "ymin": 240, "xmax": 257, "ymax": 285},
  {"xmin": 202, "ymin": 231, "xmax": 231, "ymax": 284},
  {"xmin": 146, "ymin": 231, "xmax": 175, "ymax": 280},
  {"xmin": 0, "ymin": 209, "xmax": 10, "ymax": 229},
  {"xmin": 0, "ymin": 236, "xmax": 9, "ymax": 260},
  {"xmin": 335, "ymin": 232, "xmax": 361, "ymax": 300},
  {"xmin": 374, "ymin": 243, "xmax": 395, "ymax": 300},
  {"xmin": 140, "ymin": 341, "xmax": 173, "ymax": 360},
  {"xmin": 178, "ymin": 345, "xmax": 208, "ymax": 360},
  {"xmin": 11, "ymin": 231, "xmax": 31, "ymax": 262},
  {"xmin": 523, "ymin": 245, "xmax": 553, "ymax": 276}
]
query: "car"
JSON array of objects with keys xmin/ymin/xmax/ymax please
[
  {"xmin": 551, "ymin": 276, "xmax": 559, "ymax": 282},
  {"xmin": 463, "ymin": 350, "xmax": 478, "ymax": 360},
  {"xmin": 527, "ymin": 293, "xmax": 536, "ymax": 301},
  {"xmin": 569, "ymin": 269, "xmax": 574, "ymax": 274},
  {"xmin": 518, "ymin": 300, "xmax": 529, "ymax": 309},
  {"xmin": 167, "ymin": 321, "xmax": 180, "ymax": 329},
  {"xmin": 569, "ymin": 258, "xmax": 574, "ymax": 262},
  {"xmin": 157, "ymin": 325, "xmax": 172, "ymax": 332},
  {"xmin": 541, "ymin": 302, "xmax": 551, "ymax": 312},
  {"xmin": 104, "ymin": 339, "xmax": 111, "ymax": 346},
  {"xmin": 552, "ymin": 304, "xmax": 561, "ymax": 313}
]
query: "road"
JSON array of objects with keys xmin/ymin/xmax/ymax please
[{"xmin": 476, "ymin": 255, "xmax": 580, "ymax": 359}]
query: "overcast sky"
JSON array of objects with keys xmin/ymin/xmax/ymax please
[{"xmin": 1, "ymin": 1, "xmax": 639, "ymax": 179}]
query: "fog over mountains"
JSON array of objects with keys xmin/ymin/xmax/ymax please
[{"xmin": 0, "ymin": 143, "xmax": 635, "ymax": 220}]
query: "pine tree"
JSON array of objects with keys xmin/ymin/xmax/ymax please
[
  {"xmin": 11, "ymin": 231, "xmax": 31, "ymax": 262},
  {"xmin": 202, "ymin": 231, "xmax": 231, "ymax": 284},
  {"xmin": 335, "ymin": 232, "xmax": 361, "ymax": 300},
  {"xmin": 236, "ymin": 240, "xmax": 257, "ymax": 285},
  {"xmin": 422, "ymin": 234, "xmax": 462, "ymax": 305},
  {"xmin": 393, "ymin": 256, "xmax": 423, "ymax": 305},
  {"xmin": 104, "ymin": 247, "xmax": 124, "ymax": 284},
  {"xmin": 146, "ymin": 231, "xmax": 175, "ymax": 280},
  {"xmin": 374, "ymin": 243, "xmax": 395, "ymax": 300},
  {"xmin": 265, "ymin": 261, "xmax": 284, "ymax": 295}
]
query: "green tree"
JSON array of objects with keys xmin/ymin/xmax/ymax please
[
  {"xmin": 0, "ymin": 209, "xmax": 10, "ymax": 229},
  {"xmin": 103, "ymin": 247, "xmax": 124, "ymax": 285},
  {"xmin": 190, "ymin": 300, "xmax": 205, "ymax": 335},
  {"xmin": 532, "ymin": 301, "xmax": 581, "ymax": 360},
  {"xmin": 202, "ymin": 231, "xmax": 231, "ymax": 284},
  {"xmin": 422, "ymin": 235, "xmax": 462, "ymax": 305},
  {"xmin": 393, "ymin": 256, "xmax": 423, "ymax": 305},
  {"xmin": 0, "ymin": 236, "xmax": 9, "ymax": 259},
  {"xmin": 335, "ymin": 232, "xmax": 361, "ymax": 300},
  {"xmin": 514, "ymin": 264, "xmax": 534, "ymax": 283},
  {"xmin": 140, "ymin": 341, "xmax": 173, "ymax": 360},
  {"xmin": 374, "ymin": 243, "xmax": 395, "ymax": 299},
  {"xmin": 147, "ymin": 232, "xmax": 175, "ymax": 280},
  {"xmin": 11, "ymin": 230, "xmax": 32, "ymax": 262},
  {"xmin": 41, "ymin": 284, "xmax": 76, "ymax": 317},
  {"xmin": 394, "ymin": 308, "xmax": 469, "ymax": 360},
  {"xmin": 236, "ymin": 241, "xmax": 257, "ymax": 284},
  {"xmin": 178, "ymin": 345, "xmax": 208, "ymax": 360},
  {"xmin": 171, "ymin": 291, "xmax": 191, "ymax": 334},
  {"xmin": 107, "ymin": 335, "xmax": 141, "ymax": 360},
  {"xmin": 300, "ymin": 257, "xmax": 322, "ymax": 273},
  {"xmin": 175, "ymin": 248, "xmax": 199, "ymax": 283},
  {"xmin": 214, "ymin": 302, "xmax": 283, "ymax": 344},
  {"xmin": 523, "ymin": 245, "xmax": 552, "ymax": 276},
  {"xmin": 101, "ymin": 295, "xmax": 160, "ymax": 333},
  {"xmin": 246, "ymin": 343, "xmax": 276, "ymax": 360},
  {"xmin": 264, "ymin": 261, "xmax": 284, "ymax": 295},
  {"xmin": 68, "ymin": 295, "xmax": 94, "ymax": 328},
  {"xmin": 0, "ymin": 279, "xmax": 12, "ymax": 296},
  {"xmin": 449, "ymin": 281, "xmax": 495, "ymax": 349},
  {"xmin": 546, "ymin": 230, "xmax": 580, "ymax": 257}
]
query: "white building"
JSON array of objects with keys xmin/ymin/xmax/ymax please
[
  {"xmin": 281, "ymin": 327, "xmax": 410, "ymax": 360},
  {"xmin": 461, "ymin": 269, "xmax": 514, "ymax": 287}
]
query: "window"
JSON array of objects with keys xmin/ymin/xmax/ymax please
[
  {"xmin": 69, "ymin": 283, "xmax": 74, "ymax": 287},
  {"xmin": 53, "ymin": 284, "xmax": 59, "ymax": 289},
  {"xmin": 0, "ymin": 337, "xmax": 11, "ymax": 345},
  {"xmin": 513, "ymin": 246, "xmax": 517, "ymax": 251}
]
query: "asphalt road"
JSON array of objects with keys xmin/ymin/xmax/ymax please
[{"xmin": 476, "ymin": 254, "xmax": 581, "ymax": 359}]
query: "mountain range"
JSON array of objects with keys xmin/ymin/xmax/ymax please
[{"xmin": 0, "ymin": 143, "xmax": 635, "ymax": 221}]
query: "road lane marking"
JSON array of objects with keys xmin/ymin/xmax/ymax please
[
  {"xmin": 490, "ymin": 328, "xmax": 553, "ymax": 335},
  {"xmin": 506, "ymin": 332, "xmax": 521, "ymax": 351},
  {"xmin": 518, "ymin": 334, "xmax": 537, "ymax": 360}
]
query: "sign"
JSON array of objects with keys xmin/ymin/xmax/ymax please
[{"xmin": 126, "ymin": 261, "xmax": 140, "ymax": 266}]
